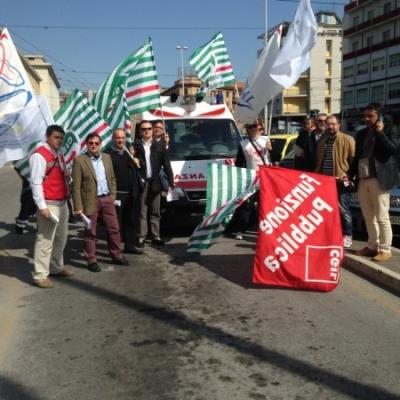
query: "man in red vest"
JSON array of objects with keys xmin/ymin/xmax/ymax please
[{"xmin": 29, "ymin": 125, "xmax": 73, "ymax": 288}]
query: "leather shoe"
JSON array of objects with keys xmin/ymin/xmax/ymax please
[
  {"xmin": 354, "ymin": 247, "xmax": 378, "ymax": 257},
  {"xmin": 34, "ymin": 278, "xmax": 54, "ymax": 289},
  {"xmin": 372, "ymin": 251, "xmax": 392, "ymax": 262},
  {"xmin": 112, "ymin": 257, "xmax": 129, "ymax": 266},
  {"xmin": 51, "ymin": 267, "xmax": 74, "ymax": 277},
  {"xmin": 151, "ymin": 238, "xmax": 165, "ymax": 246},
  {"xmin": 136, "ymin": 240, "xmax": 145, "ymax": 249},
  {"xmin": 88, "ymin": 262, "xmax": 101, "ymax": 272},
  {"xmin": 124, "ymin": 247, "xmax": 144, "ymax": 255}
]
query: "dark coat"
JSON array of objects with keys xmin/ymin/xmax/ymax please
[
  {"xmin": 134, "ymin": 139, "xmax": 174, "ymax": 193},
  {"xmin": 349, "ymin": 124, "xmax": 400, "ymax": 191},
  {"xmin": 294, "ymin": 129, "xmax": 318, "ymax": 171},
  {"xmin": 105, "ymin": 147, "xmax": 143, "ymax": 199}
]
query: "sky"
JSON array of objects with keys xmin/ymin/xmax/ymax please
[{"xmin": 2, "ymin": 0, "xmax": 345, "ymax": 92}]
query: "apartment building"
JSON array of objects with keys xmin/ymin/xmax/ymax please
[
  {"xmin": 262, "ymin": 11, "xmax": 342, "ymax": 133},
  {"xmin": 341, "ymin": 0, "xmax": 400, "ymax": 128}
]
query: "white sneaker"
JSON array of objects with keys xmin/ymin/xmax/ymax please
[
  {"xmin": 343, "ymin": 235, "xmax": 352, "ymax": 249},
  {"xmin": 234, "ymin": 233, "xmax": 243, "ymax": 240}
]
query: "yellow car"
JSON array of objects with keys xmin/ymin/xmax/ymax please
[{"xmin": 269, "ymin": 133, "xmax": 298, "ymax": 164}]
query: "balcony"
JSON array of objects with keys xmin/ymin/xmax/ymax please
[
  {"xmin": 343, "ymin": 37, "xmax": 400, "ymax": 61},
  {"xmin": 344, "ymin": 8, "xmax": 400, "ymax": 37},
  {"xmin": 344, "ymin": 0, "xmax": 374, "ymax": 13},
  {"xmin": 283, "ymin": 88, "xmax": 308, "ymax": 97}
]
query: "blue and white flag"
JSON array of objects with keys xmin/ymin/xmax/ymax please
[
  {"xmin": 269, "ymin": 0, "xmax": 317, "ymax": 88},
  {"xmin": 234, "ymin": 27, "xmax": 282, "ymax": 124},
  {"xmin": 0, "ymin": 28, "xmax": 42, "ymax": 166}
]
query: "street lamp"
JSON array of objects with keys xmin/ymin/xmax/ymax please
[{"xmin": 176, "ymin": 45, "xmax": 188, "ymax": 96}]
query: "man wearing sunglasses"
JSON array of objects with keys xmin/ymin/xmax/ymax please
[
  {"xmin": 29, "ymin": 125, "xmax": 73, "ymax": 288},
  {"xmin": 72, "ymin": 133, "xmax": 128, "ymax": 272},
  {"xmin": 134, "ymin": 120, "xmax": 174, "ymax": 247}
]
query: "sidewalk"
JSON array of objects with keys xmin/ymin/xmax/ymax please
[{"xmin": 344, "ymin": 240, "xmax": 400, "ymax": 295}]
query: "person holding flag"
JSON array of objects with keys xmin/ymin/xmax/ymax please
[
  {"xmin": 226, "ymin": 121, "xmax": 271, "ymax": 240},
  {"xmin": 29, "ymin": 125, "xmax": 73, "ymax": 288}
]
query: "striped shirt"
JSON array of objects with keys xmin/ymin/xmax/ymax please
[{"xmin": 321, "ymin": 135, "xmax": 336, "ymax": 176}]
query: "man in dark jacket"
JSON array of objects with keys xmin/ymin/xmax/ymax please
[
  {"xmin": 294, "ymin": 117, "xmax": 318, "ymax": 171},
  {"xmin": 134, "ymin": 120, "xmax": 174, "ymax": 247},
  {"xmin": 349, "ymin": 104, "xmax": 400, "ymax": 262},
  {"xmin": 106, "ymin": 128, "xmax": 143, "ymax": 254}
]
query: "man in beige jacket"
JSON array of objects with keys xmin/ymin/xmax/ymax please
[
  {"xmin": 315, "ymin": 115, "xmax": 355, "ymax": 248},
  {"xmin": 72, "ymin": 133, "xmax": 128, "ymax": 272}
]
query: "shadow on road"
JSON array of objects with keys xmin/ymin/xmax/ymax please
[
  {"xmin": 57, "ymin": 276, "xmax": 399, "ymax": 400},
  {"xmin": 0, "ymin": 375, "xmax": 42, "ymax": 400}
]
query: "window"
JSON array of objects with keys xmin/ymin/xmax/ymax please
[
  {"xmin": 352, "ymin": 41, "xmax": 359, "ymax": 52},
  {"xmin": 366, "ymin": 36, "xmax": 374, "ymax": 47},
  {"xmin": 383, "ymin": 30, "xmax": 391, "ymax": 42},
  {"xmin": 371, "ymin": 85, "xmax": 384, "ymax": 102},
  {"xmin": 383, "ymin": 2, "xmax": 392, "ymax": 14},
  {"xmin": 343, "ymin": 90, "xmax": 353, "ymax": 105},
  {"xmin": 353, "ymin": 16, "xmax": 360, "ymax": 27},
  {"xmin": 372, "ymin": 57, "xmax": 385, "ymax": 72},
  {"xmin": 367, "ymin": 9, "xmax": 374, "ymax": 20},
  {"xmin": 356, "ymin": 88, "xmax": 368, "ymax": 103},
  {"xmin": 326, "ymin": 40, "xmax": 332, "ymax": 56},
  {"xmin": 388, "ymin": 82, "xmax": 400, "ymax": 99},
  {"xmin": 357, "ymin": 62, "xmax": 369, "ymax": 75},
  {"xmin": 389, "ymin": 53, "xmax": 400, "ymax": 67},
  {"xmin": 343, "ymin": 65, "xmax": 354, "ymax": 78}
]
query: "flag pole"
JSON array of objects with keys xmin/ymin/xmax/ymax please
[{"xmin": 263, "ymin": 0, "xmax": 269, "ymax": 128}]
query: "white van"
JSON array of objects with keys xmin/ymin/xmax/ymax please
[{"xmin": 139, "ymin": 96, "xmax": 242, "ymax": 215}]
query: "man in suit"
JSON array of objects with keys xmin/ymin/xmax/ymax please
[
  {"xmin": 152, "ymin": 120, "xmax": 170, "ymax": 149},
  {"xmin": 72, "ymin": 133, "xmax": 128, "ymax": 272},
  {"xmin": 105, "ymin": 128, "xmax": 143, "ymax": 254},
  {"xmin": 349, "ymin": 103, "xmax": 400, "ymax": 262},
  {"xmin": 134, "ymin": 120, "xmax": 174, "ymax": 248}
]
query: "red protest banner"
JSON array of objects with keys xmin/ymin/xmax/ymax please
[{"xmin": 253, "ymin": 167, "xmax": 343, "ymax": 292}]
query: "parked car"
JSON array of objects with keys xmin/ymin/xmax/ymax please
[{"xmin": 269, "ymin": 133, "xmax": 298, "ymax": 164}]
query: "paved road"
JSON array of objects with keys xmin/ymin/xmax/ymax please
[{"xmin": 0, "ymin": 165, "xmax": 399, "ymax": 400}]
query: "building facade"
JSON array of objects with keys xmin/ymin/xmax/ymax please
[
  {"xmin": 263, "ymin": 11, "xmax": 342, "ymax": 133},
  {"xmin": 24, "ymin": 55, "xmax": 61, "ymax": 114},
  {"xmin": 341, "ymin": 0, "xmax": 400, "ymax": 129},
  {"xmin": 161, "ymin": 70, "xmax": 244, "ymax": 112}
]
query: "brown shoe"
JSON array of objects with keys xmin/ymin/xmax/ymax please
[
  {"xmin": 354, "ymin": 247, "xmax": 378, "ymax": 257},
  {"xmin": 51, "ymin": 267, "xmax": 74, "ymax": 277},
  {"xmin": 372, "ymin": 251, "xmax": 392, "ymax": 262},
  {"xmin": 34, "ymin": 278, "xmax": 54, "ymax": 289}
]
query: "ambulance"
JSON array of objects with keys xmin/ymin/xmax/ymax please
[{"xmin": 138, "ymin": 95, "xmax": 242, "ymax": 215}]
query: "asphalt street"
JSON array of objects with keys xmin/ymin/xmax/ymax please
[{"xmin": 0, "ymin": 165, "xmax": 399, "ymax": 400}]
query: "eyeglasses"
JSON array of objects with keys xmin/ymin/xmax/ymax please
[
  {"xmin": 88, "ymin": 141, "xmax": 101, "ymax": 146},
  {"xmin": 141, "ymin": 127, "xmax": 153, "ymax": 131}
]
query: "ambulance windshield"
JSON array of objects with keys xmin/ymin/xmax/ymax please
[{"xmin": 165, "ymin": 119, "xmax": 241, "ymax": 161}]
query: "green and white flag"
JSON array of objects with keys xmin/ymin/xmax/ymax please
[
  {"xmin": 189, "ymin": 32, "xmax": 235, "ymax": 90},
  {"xmin": 93, "ymin": 38, "xmax": 161, "ymax": 120},
  {"xmin": 14, "ymin": 89, "xmax": 112, "ymax": 179},
  {"xmin": 187, "ymin": 163, "xmax": 258, "ymax": 253}
]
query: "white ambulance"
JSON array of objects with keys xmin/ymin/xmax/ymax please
[{"xmin": 139, "ymin": 95, "xmax": 242, "ymax": 215}]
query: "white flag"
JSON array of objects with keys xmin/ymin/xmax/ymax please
[
  {"xmin": 1, "ymin": 96, "xmax": 53, "ymax": 168},
  {"xmin": 0, "ymin": 28, "xmax": 36, "ymax": 116},
  {"xmin": 0, "ymin": 28, "xmax": 41, "ymax": 166},
  {"xmin": 234, "ymin": 27, "xmax": 283, "ymax": 124},
  {"xmin": 269, "ymin": 0, "xmax": 317, "ymax": 88}
]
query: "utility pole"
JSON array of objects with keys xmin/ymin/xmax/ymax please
[{"xmin": 176, "ymin": 45, "xmax": 188, "ymax": 96}]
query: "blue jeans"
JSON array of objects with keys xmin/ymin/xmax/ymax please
[{"xmin": 338, "ymin": 186, "xmax": 353, "ymax": 236}]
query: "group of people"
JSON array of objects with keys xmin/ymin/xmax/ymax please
[
  {"xmin": 231, "ymin": 103, "xmax": 399, "ymax": 263},
  {"xmin": 19, "ymin": 102, "xmax": 400, "ymax": 288},
  {"xmin": 295, "ymin": 103, "xmax": 399, "ymax": 262},
  {"xmin": 29, "ymin": 120, "xmax": 173, "ymax": 288}
]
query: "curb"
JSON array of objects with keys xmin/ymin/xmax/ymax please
[{"xmin": 343, "ymin": 254, "xmax": 400, "ymax": 295}]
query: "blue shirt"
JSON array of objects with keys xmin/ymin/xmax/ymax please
[{"xmin": 90, "ymin": 154, "xmax": 109, "ymax": 196}]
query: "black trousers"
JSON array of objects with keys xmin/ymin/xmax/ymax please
[
  {"xmin": 226, "ymin": 192, "xmax": 258, "ymax": 234},
  {"xmin": 116, "ymin": 192, "xmax": 140, "ymax": 250},
  {"xmin": 16, "ymin": 181, "xmax": 36, "ymax": 223}
]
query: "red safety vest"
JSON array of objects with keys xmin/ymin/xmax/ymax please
[{"xmin": 34, "ymin": 146, "xmax": 68, "ymax": 200}]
